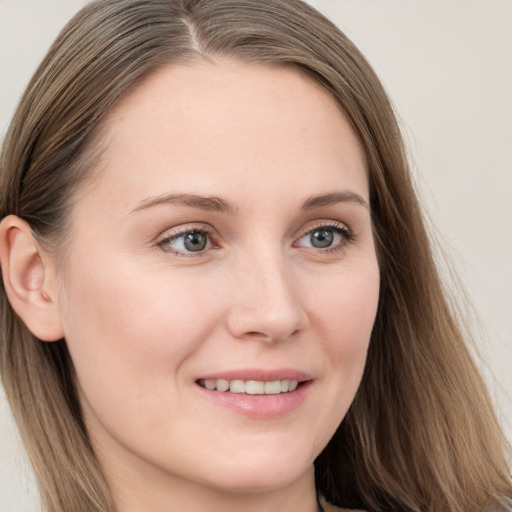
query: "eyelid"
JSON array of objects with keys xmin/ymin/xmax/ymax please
[
  {"xmin": 157, "ymin": 223, "xmax": 211, "ymax": 242},
  {"xmin": 296, "ymin": 220, "xmax": 351, "ymax": 238}
]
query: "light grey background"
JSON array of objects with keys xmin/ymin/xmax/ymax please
[{"xmin": 1, "ymin": 1, "xmax": 511, "ymax": 510}]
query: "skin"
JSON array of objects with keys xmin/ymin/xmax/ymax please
[{"xmin": 11, "ymin": 60, "xmax": 380, "ymax": 512}]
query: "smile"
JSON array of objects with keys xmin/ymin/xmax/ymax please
[{"xmin": 198, "ymin": 379, "xmax": 299, "ymax": 394}]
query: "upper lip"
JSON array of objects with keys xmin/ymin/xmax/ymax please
[{"xmin": 197, "ymin": 368, "xmax": 313, "ymax": 382}]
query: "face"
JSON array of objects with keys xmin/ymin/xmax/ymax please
[{"xmin": 54, "ymin": 60, "xmax": 379, "ymax": 505}]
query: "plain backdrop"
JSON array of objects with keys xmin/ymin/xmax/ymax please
[{"xmin": 0, "ymin": 1, "xmax": 511, "ymax": 510}]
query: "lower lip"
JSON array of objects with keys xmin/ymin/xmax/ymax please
[{"xmin": 196, "ymin": 381, "xmax": 312, "ymax": 419}]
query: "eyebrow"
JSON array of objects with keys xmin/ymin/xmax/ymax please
[
  {"xmin": 301, "ymin": 191, "xmax": 369, "ymax": 210},
  {"xmin": 131, "ymin": 190, "xmax": 368, "ymax": 215},
  {"xmin": 131, "ymin": 193, "xmax": 239, "ymax": 215}
]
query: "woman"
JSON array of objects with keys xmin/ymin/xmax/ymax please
[{"xmin": 0, "ymin": 1, "xmax": 510, "ymax": 511}]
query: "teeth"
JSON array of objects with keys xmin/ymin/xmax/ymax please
[
  {"xmin": 204, "ymin": 379, "xmax": 216, "ymax": 390},
  {"xmin": 245, "ymin": 380, "xmax": 264, "ymax": 394},
  {"xmin": 217, "ymin": 379, "xmax": 229, "ymax": 392},
  {"xmin": 264, "ymin": 381, "xmax": 282, "ymax": 394},
  {"xmin": 199, "ymin": 379, "xmax": 300, "ymax": 394},
  {"xmin": 230, "ymin": 380, "xmax": 245, "ymax": 393}
]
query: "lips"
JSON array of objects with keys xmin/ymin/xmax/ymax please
[{"xmin": 195, "ymin": 369, "xmax": 313, "ymax": 418}]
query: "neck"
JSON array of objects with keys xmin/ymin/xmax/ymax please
[
  {"xmin": 109, "ymin": 462, "xmax": 320, "ymax": 512},
  {"xmin": 88, "ymin": 407, "xmax": 322, "ymax": 512}
]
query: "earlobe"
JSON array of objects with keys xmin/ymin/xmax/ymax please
[{"xmin": 0, "ymin": 215, "xmax": 64, "ymax": 342}]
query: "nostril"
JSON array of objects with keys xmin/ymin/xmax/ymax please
[
  {"xmin": 226, "ymin": 298, "xmax": 309, "ymax": 342},
  {"xmin": 241, "ymin": 328, "xmax": 301, "ymax": 343}
]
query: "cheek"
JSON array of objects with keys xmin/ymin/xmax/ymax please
[
  {"xmin": 289, "ymin": 260, "xmax": 379, "ymax": 458},
  {"xmin": 312, "ymin": 262, "xmax": 379, "ymax": 351},
  {"xmin": 58, "ymin": 260, "xmax": 221, "ymax": 408},
  {"xmin": 310, "ymin": 261, "xmax": 379, "ymax": 402}
]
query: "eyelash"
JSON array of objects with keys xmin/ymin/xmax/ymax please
[{"xmin": 157, "ymin": 222, "xmax": 355, "ymax": 257}]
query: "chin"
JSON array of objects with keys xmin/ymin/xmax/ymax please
[
  {"xmin": 191, "ymin": 444, "xmax": 317, "ymax": 494},
  {"xmin": 203, "ymin": 463, "xmax": 313, "ymax": 495}
]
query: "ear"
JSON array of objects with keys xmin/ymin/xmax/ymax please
[{"xmin": 0, "ymin": 215, "xmax": 64, "ymax": 342}]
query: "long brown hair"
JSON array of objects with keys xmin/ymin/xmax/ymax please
[{"xmin": 1, "ymin": 1, "xmax": 510, "ymax": 511}]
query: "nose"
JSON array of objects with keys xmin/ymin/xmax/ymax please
[{"xmin": 225, "ymin": 250, "xmax": 310, "ymax": 343}]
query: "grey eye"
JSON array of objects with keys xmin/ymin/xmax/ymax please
[
  {"xmin": 182, "ymin": 231, "xmax": 208, "ymax": 252},
  {"xmin": 309, "ymin": 229, "xmax": 334, "ymax": 248},
  {"xmin": 163, "ymin": 229, "xmax": 211, "ymax": 254},
  {"xmin": 296, "ymin": 224, "xmax": 350, "ymax": 251}
]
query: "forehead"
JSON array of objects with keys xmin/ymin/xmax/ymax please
[{"xmin": 79, "ymin": 58, "xmax": 367, "ymax": 213}]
